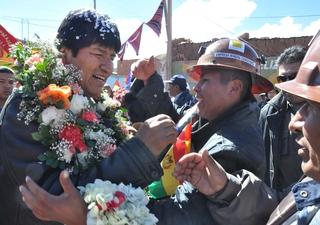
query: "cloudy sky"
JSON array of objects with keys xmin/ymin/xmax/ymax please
[{"xmin": 1, "ymin": 0, "xmax": 320, "ymax": 59}]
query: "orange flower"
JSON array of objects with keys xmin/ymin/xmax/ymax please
[{"xmin": 37, "ymin": 84, "xmax": 72, "ymax": 109}]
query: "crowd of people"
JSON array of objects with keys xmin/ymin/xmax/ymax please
[{"xmin": 0, "ymin": 8, "xmax": 319, "ymax": 225}]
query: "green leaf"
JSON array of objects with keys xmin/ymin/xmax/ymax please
[
  {"xmin": 86, "ymin": 140, "xmax": 96, "ymax": 148},
  {"xmin": 32, "ymin": 132, "xmax": 42, "ymax": 141},
  {"xmin": 37, "ymin": 153, "xmax": 47, "ymax": 161}
]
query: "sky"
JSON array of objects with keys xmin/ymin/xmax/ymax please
[{"xmin": 1, "ymin": 0, "xmax": 320, "ymax": 60}]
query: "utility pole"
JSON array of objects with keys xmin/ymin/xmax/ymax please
[
  {"xmin": 27, "ymin": 19, "xmax": 30, "ymax": 41},
  {"xmin": 93, "ymin": 0, "xmax": 96, "ymax": 9},
  {"xmin": 21, "ymin": 18, "xmax": 24, "ymax": 40},
  {"xmin": 164, "ymin": 0, "xmax": 172, "ymax": 81}
]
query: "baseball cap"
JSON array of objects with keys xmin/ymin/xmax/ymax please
[{"xmin": 164, "ymin": 74, "xmax": 187, "ymax": 90}]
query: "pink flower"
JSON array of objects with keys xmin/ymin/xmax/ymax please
[
  {"xmin": 59, "ymin": 125, "xmax": 87, "ymax": 153},
  {"xmin": 80, "ymin": 111, "xmax": 99, "ymax": 123},
  {"xmin": 70, "ymin": 83, "xmax": 82, "ymax": 95},
  {"xmin": 25, "ymin": 53, "xmax": 43, "ymax": 67}
]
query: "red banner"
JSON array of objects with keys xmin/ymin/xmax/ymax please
[{"xmin": 0, "ymin": 24, "xmax": 17, "ymax": 53}]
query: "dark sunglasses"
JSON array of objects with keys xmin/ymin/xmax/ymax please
[{"xmin": 277, "ymin": 72, "xmax": 297, "ymax": 83}]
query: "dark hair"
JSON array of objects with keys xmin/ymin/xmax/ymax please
[
  {"xmin": 218, "ymin": 68, "xmax": 252, "ymax": 101},
  {"xmin": 0, "ymin": 66, "xmax": 14, "ymax": 74},
  {"xmin": 56, "ymin": 9, "xmax": 121, "ymax": 56},
  {"xmin": 277, "ymin": 45, "xmax": 307, "ymax": 66}
]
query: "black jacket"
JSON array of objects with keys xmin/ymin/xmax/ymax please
[
  {"xmin": 259, "ymin": 92, "xmax": 302, "ymax": 190},
  {"xmin": 150, "ymin": 100, "xmax": 266, "ymax": 225},
  {"xmin": 123, "ymin": 72, "xmax": 179, "ymax": 123}
]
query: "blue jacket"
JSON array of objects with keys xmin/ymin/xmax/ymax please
[
  {"xmin": 173, "ymin": 90, "xmax": 196, "ymax": 116},
  {"xmin": 267, "ymin": 178, "xmax": 320, "ymax": 225}
]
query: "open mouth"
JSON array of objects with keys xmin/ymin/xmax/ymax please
[{"xmin": 93, "ymin": 74, "xmax": 106, "ymax": 82}]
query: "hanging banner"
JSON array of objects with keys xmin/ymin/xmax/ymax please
[
  {"xmin": 145, "ymin": 0, "xmax": 165, "ymax": 36},
  {"xmin": 118, "ymin": 42, "xmax": 127, "ymax": 61},
  {"xmin": 128, "ymin": 24, "xmax": 143, "ymax": 56},
  {"xmin": 0, "ymin": 24, "xmax": 18, "ymax": 65},
  {"xmin": 0, "ymin": 24, "xmax": 17, "ymax": 53},
  {"xmin": 117, "ymin": 0, "xmax": 164, "ymax": 60}
]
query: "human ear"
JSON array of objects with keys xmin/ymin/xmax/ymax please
[{"xmin": 228, "ymin": 80, "xmax": 243, "ymax": 97}]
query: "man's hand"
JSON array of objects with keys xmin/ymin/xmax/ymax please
[
  {"xmin": 173, "ymin": 150, "xmax": 228, "ymax": 196},
  {"xmin": 131, "ymin": 56, "xmax": 156, "ymax": 81},
  {"xmin": 136, "ymin": 114, "xmax": 177, "ymax": 157},
  {"xmin": 19, "ymin": 171, "xmax": 87, "ymax": 225}
]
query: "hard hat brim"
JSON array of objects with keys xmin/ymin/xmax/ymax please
[
  {"xmin": 276, "ymin": 80, "xmax": 320, "ymax": 103},
  {"xmin": 190, "ymin": 64, "xmax": 273, "ymax": 94}
]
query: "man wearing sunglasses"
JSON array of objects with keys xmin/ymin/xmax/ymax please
[{"xmin": 260, "ymin": 46, "xmax": 307, "ymax": 193}]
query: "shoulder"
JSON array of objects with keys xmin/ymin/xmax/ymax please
[{"xmin": 0, "ymin": 91, "xmax": 22, "ymax": 126}]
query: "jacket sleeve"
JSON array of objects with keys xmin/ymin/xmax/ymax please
[
  {"xmin": 0, "ymin": 94, "xmax": 163, "ymax": 195},
  {"xmin": 206, "ymin": 170, "xmax": 279, "ymax": 225},
  {"xmin": 124, "ymin": 72, "xmax": 180, "ymax": 123}
]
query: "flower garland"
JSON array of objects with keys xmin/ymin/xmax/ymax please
[
  {"xmin": 10, "ymin": 41, "xmax": 132, "ymax": 174},
  {"xmin": 79, "ymin": 179, "xmax": 158, "ymax": 225}
]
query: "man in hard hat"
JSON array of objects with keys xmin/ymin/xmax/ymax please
[{"xmin": 174, "ymin": 30, "xmax": 320, "ymax": 225}]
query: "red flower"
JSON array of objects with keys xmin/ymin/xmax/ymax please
[
  {"xmin": 96, "ymin": 191, "xmax": 126, "ymax": 212},
  {"xmin": 59, "ymin": 125, "xmax": 87, "ymax": 153},
  {"xmin": 106, "ymin": 191, "xmax": 126, "ymax": 211},
  {"xmin": 80, "ymin": 111, "xmax": 99, "ymax": 123}
]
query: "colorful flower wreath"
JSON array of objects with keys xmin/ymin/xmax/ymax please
[{"xmin": 10, "ymin": 41, "xmax": 132, "ymax": 174}]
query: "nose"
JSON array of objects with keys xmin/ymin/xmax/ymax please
[
  {"xmin": 288, "ymin": 104, "xmax": 305, "ymax": 133},
  {"xmin": 100, "ymin": 59, "xmax": 113, "ymax": 75}
]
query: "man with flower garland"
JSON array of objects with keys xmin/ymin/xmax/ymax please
[{"xmin": 0, "ymin": 9, "xmax": 178, "ymax": 225}]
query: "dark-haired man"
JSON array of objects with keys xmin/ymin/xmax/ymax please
[
  {"xmin": 0, "ymin": 9, "xmax": 177, "ymax": 225},
  {"xmin": 260, "ymin": 46, "xmax": 307, "ymax": 191}
]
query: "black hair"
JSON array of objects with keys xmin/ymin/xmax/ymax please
[
  {"xmin": 0, "ymin": 66, "xmax": 14, "ymax": 74},
  {"xmin": 218, "ymin": 68, "xmax": 252, "ymax": 101},
  {"xmin": 56, "ymin": 9, "xmax": 121, "ymax": 56},
  {"xmin": 277, "ymin": 45, "xmax": 307, "ymax": 66}
]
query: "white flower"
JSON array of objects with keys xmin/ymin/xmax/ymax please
[
  {"xmin": 80, "ymin": 180, "xmax": 158, "ymax": 225},
  {"xmin": 97, "ymin": 95, "xmax": 121, "ymax": 113},
  {"xmin": 97, "ymin": 102, "xmax": 107, "ymax": 112},
  {"xmin": 70, "ymin": 94, "xmax": 89, "ymax": 114},
  {"xmin": 41, "ymin": 106, "xmax": 66, "ymax": 125}
]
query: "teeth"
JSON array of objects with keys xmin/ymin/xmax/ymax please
[{"xmin": 93, "ymin": 74, "xmax": 105, "ymax": 81}]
